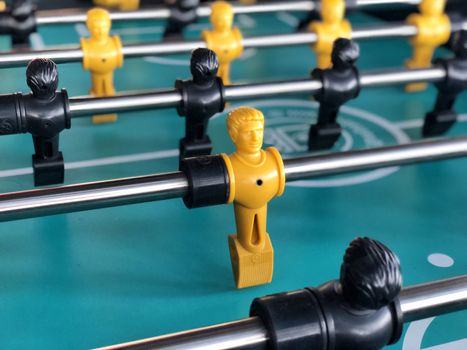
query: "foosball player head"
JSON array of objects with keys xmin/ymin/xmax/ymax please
[
  {"xmin": 176, "ymin": 48, "xmax": 225, "ymax": 162},
  {"xmin": 26, "ymin": 59, "xmax": 71, "ymax": 186},
  {"xmin": 221, "ymin": 107, "xmax": 285, "ymax": 288},
  {"xmin": 309, "ymin": 38, "xmax": 360, "ymax": 150},
  {"xmin": 0, "ymin": 0, "xmax": 37, "ymax": 47},
  {"xmin": 163, "ymin": 0, "xmax": 200, "ymax": 40},
  {"xmin": 423, "ymin": 30, "xmax": 467, "ymax": 137},
  {"xmin": 250, "ymin": 237, "xmax": 403, "ymax": 349}
]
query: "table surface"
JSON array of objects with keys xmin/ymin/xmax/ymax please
[{"xmin": 0, "ymin": 8, "xmax": 465, "ymax": 350}]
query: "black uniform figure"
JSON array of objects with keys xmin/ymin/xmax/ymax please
[
  {"xmin": 0, "ymin": 58, "xmax": 70, "ymax": 186},
  {"xmin": 423, "ymin": 30, "xmax": 467, "ymax": 137},
  {"xmin": 175, "ymin": 48, "xmax": 225, "ymax": 161},
  {"xmin": 250, "ymin": 237, "xmax": 403, "ymax": 350},
  {"xmin": 0, "ymin": 0, "xmax": 36, "ymax": 47},
  {"xmin": 309, "ymin": 38, "xmax": 360, "ymax": 150},
  {"xmin": 163, "ymin": 0, "xmax": 199, "ymax": 40}
]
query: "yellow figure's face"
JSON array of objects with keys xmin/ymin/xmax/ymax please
[
  {"xmin": 420, "ymin": 0, "xmax": 445, "ymax": 16},
  {"xmin": 87, "ymin": 9, "xmax": 111, "ymax": 40},
  {"xmin": 210, "ymin": 2, "xmax": 234, "ymax": 32},
  {"xmin": 233, "ymin": 120, "xmax": 264, "ymax": 154},
  {"xmin": 321, "ymin": 0, "xmax": 345, "ymax": 23},
  {"xmin": 212, "ymin": 12, "xmax": 233, "ymax": 31},
  {"xmin": 89, "ymin": 19, "xmax": 110, "ymax": 40}
]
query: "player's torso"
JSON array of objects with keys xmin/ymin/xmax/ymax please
[
  {"xmin": 202, "ymin": 28, "xmax": 243, "ymax": 63},
  {"xmin": 80, "ymin": 36, "xmax": 123, "ymax": 73},
  {"xmin": 310, "ymin": 21, "xmax": 352, "ymax": 52},
  {"xmin": 229, "ymin": 148, "xmax": 283, "ymax": 209},
  {"xmin": 407, "ymin": 14, "xmax": 451, "ymax": 45}
]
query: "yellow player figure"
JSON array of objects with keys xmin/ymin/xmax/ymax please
[
  {"xmin": 202, "ymin": 1, "xmax": 243, "ymax": 85},
  {"xmin": 221, "ymin": 107, "xmax": 285, "ymax": 288},
  {"xmin": 93, "ymin": 0, "xmax": 140, "ymax": 11},
  {"xmin": 308, "ymin": 0, "xmax": 352, "ymax": 69},
  {"xmin": 81, "ymin": 8, "xmax": 123, "ymax": 124},
  {"xmin": 405, "ymin": 0, "xmax": 450, "ymax": 92},
  {"xmin": 0, "ymin": 2, "xmax": 5, "ymax": 11}
]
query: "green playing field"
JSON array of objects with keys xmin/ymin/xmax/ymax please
[{"xmin": 0, "ymin": 7, "xmax": 465, "ymax": 350}]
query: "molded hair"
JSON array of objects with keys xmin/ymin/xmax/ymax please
[
  {"xmin": 340, "ymin": 237, "xmax": 402, "ymax": 310},
  {"xmin": 331, "ymin": 38, "xmax": 360, "ymax": 69},
  {"xmin": 227, "ymin": 107, "xmax": 264, "ymax": 140},
  {"xmin": 26, "ymin": 58, "xmax": 59, "ymax": 98},
  {"xmin": 191, "ymin": 48, "xmax": 219, "ymax": 83}
]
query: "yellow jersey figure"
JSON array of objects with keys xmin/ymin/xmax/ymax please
[
  {"xmin": 93, "ymin": 0, "xmax": 140, "ymax": 11},
  {"xmin": 309, "ymin": 0, "xmax": 352, "ymax": 69},
  {"xmin": 202, "ymin": 1, "xmax": 243, "ymax": 85},
  {"xmin": 405, "ymin": 0, "xmax": 450, "ymax": 92},
  {"xmin": 221, "ymin": 107, "xmax": 285, "ymax": 288},
  {"xmin": 0, "ymin": 2, "xmax": 5, "ymax": 11},
  {"xmin": 81, "ymin": 8, "xmax": 123, "ymax": 124}
]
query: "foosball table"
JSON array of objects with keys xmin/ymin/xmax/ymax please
[{"xmin": 0, "ymin": 0, "xmax": 465, "ymax": 349}]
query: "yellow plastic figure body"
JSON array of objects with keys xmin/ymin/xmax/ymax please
[
  {"xmin": 308, "ymin": 0, "xmax": 352, "ymax": 69},
  {"xmin": 405, "ymin": 0, "xmax": 450, "ymax": 92},
  {"xmin": 221, "ymin": 107, "xmax": 285, "ymax": 288},
  {"xmin": 202, "ymin": 1, "xmax": 243, "ymax": 85},
  {"xmin": 81, "ymin": 8, "xmax": 123, "ymax": 124},
  {"xmin": 0, "ymin": 2, "xmax": 5, "ymax": 11},
  {"xmin": 93, "ymin": 0, "xmax": 140, "ymax": 11}
]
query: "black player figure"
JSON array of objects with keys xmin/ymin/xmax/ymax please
[
  {"xmin": 308, "ymin": 38, "xmax": 360, "ymax": 150},
  {"xmin": 423, "ymin": 30, "xmax": 467, "ymax": 137},
  {"xmin": 0, "ymin": 58, "xmax": 70, "ymax": 186},
  {"xmin": 250, "ymin": 237, "xmax": 404, "ymax": 349},
  {"xmin": 0, "ymin": 0, "xmax": 37, "ymax": 47},
  {"xmin": 175, "ymin": 48, "xmax": 225, "ymax": 162},
  {"xmin": 163, "ymin": 0, "xmax": 200, "ymax": 40}
]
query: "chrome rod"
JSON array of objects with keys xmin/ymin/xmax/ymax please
[
  {"xmin": 69, "ymin": 90, "xmax": 182, "ymax": 117},
  {"xmin": 35, "ymin": 0, "xmax": 422, "ymax": 27},
  {"xmin": 1, "ymin": 137, "xmax": 467, "ymax": 222},
  {"xmin": 96, "ymin": 275, "xmax": 467, "ymax": 350},
  {"xmin": 0, "ymin": 172, "xmax": 189, "ymax": 222},
  {"xmin": 36, "ymin": 1, "xmax": 316, "ymax": 26},
  {"xmin": 283, "ymin": 136, "xmax": 467, "ymax": 181},
  {"xmin": 68, "ymin": 66, "xmax": 445, "ymax": 117},
  {"xmin": 400, "ymin": 275, "xmax": 467, "ymax": 322},
  {"xmin": 0, "ymin": 21, "xmax": 465, "ymax": 69},
  {"xmin": 97, "ymin": 317, "xmax": 268, "ymax": 350}
]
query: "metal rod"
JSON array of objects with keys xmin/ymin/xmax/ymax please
[
  {"xmin": 96, "ymin": 274, "xmax": 467, "ymax": 350},
  {"xmin": 68, "ymin": 66, "xmax": 445, "ymax": 117},
  {"xmin": 283, "ymin": 136, "xmax": 467, "ymax": 181},
  {"xmin": 0, "ymin": 20, "xmax": 464, "ymax": 69},
  {"xmin": 35, "ymin": 0, "xmax": 422, "ymax": 27},
  {"xmin": 97, "ymin": 317, "xmax": 268, "ymax": 350},
  {"xmin": 0, "ymin": 172, "xmax": 189, "ymax": 222},
  {"xmin": 1, "ymin": 136, "xmax": 467, "ymax": 222},
  {"xmin": 36, "ymin": 1, "xmax": 316, "ymax": 26},
  {"xmin": 400, "ymin": 275, "xmax": 467, "ymax": 322}
]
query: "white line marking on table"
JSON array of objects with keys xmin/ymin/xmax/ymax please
[
  {"xmin": 0, "ymin": 149, "xmax": 179, "ymax": 178},
  {"xmin": 29, "ymin": 33, "xmax": 45, "ymax": 50},
  {"xmin": 276, "ymin": 12, "xmax": 300, "ymax": 27}
]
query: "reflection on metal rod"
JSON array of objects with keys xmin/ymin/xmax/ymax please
[
  {"xmin": 283, "ymin": 136, "xmax": 467, "ymax": 181},
  {"xmin": 35, "ymin": 0, "xmax": 423, "ymax": 26},
  {"xmin": 400, "ymin": 275, "xmax": 467, "ymax": 322},
  {"xmin": 1, "ymin": 20, "xmax": 466, "ymax": 69},
  {"xmin": 96, "ymin": 275, "xmax": 467, "ymax": 350},
  {"xmin": 36, "ymin": 1, "xmax": 316, "ymax": 26},
  {"xmin": 98, "ymin": 317, "xmax": 268, "ymax": 350},
  {"xmin": 1, "ymin": 137, "xmax": 467, "ymax": 222},
  {"xmin": 68, "ymin": 66, "xmax": 446, "ymax": 117}
]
